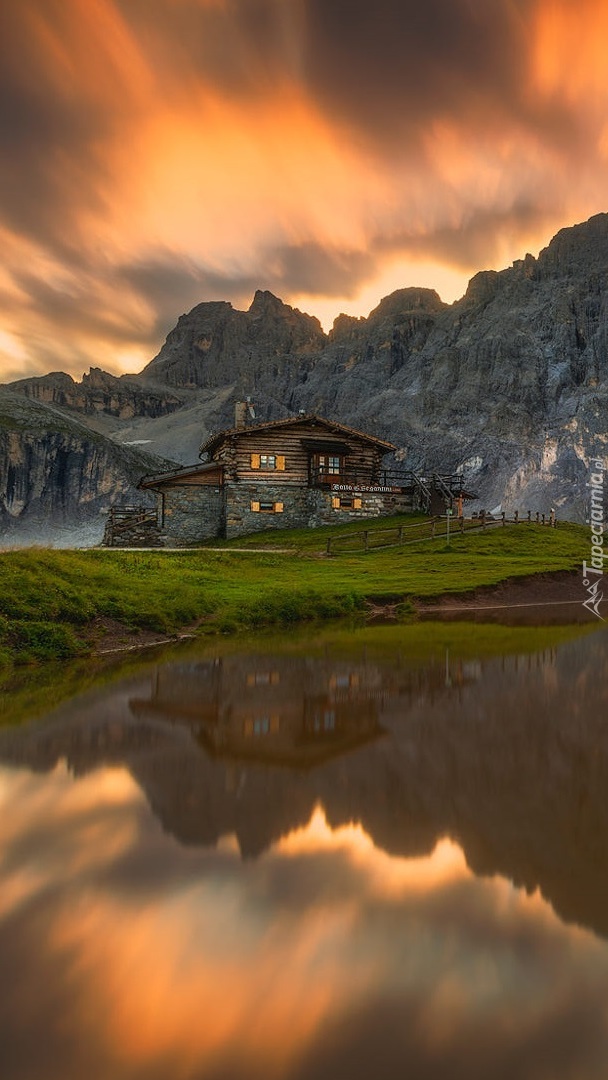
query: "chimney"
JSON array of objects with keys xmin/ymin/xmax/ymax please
[{"xmin": 234, "ymin": 401, "xmax": 247, "ymax": 429}]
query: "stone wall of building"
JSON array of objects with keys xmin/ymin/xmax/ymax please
[
  {"xmin": 114, "ymin": 482, "xmax": 411, "ymax": 546},
  {"xmin": 160, "ymin": 486, "xmax": 223, "ymax": 545},
  {"xmin": 224, "ymin": 482, "xmax": 399, "ymax": 539}
]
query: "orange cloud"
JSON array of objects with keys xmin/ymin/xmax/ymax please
[{"xmin": 2, "ymin": 0, "xmax": 608, "ymax": 379}]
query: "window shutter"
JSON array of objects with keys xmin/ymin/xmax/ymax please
[
  {"xmin": 331, "ymin": 496, "xmax": 340, "ymax": 509},
  {"xmin": 276, "ymin": 455, "xmax": 286, "ymax": 471},
  {"xmin": 274, "ymin": 502, "xmax": 284, "ymax": 513},
  {"xmin": 251, "ymin": 500, "xmax": 260, "ymax": 512},
  {"xmin": 250, "ymin": 453, "xmax": 261, "ymax": 469},
  {"xmin": 353, "ymin": 497, "xmax": 362, "ymax": 509}
]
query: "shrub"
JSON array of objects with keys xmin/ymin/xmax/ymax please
[{"xmin": 9, "ymin": 621, "xmax": 85, "ymax": 662}]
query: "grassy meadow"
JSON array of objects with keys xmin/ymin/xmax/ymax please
[{"xmin": 0, "ymin": 516, "xmax": 588, "ymax": 666}]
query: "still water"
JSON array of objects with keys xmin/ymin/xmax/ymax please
[{"xmin": 1, "ymin": 622, "xmax": 608, "ymax": 1080}]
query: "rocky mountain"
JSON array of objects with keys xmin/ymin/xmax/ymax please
[
  {"xmin": 0, "ymin": 389, "xmax": 175, "ymax": 545},
  {"xmin": 8, "ymin": 366, "xmax": 185, "ymax": 422},
  {"xmin": 3, "ymin": 214, "xmax": 608, "ymax": 536},
  {"xmin": 142, "ymin": 288, "xmax": 324, "ymax": 391}
]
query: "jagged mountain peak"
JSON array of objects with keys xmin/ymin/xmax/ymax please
[
  {"xmin": 537, "ymin": 211, "xmax": 608, "ymax": 277},
  {"xmin": 140, "ymin": 289, "xmax": 326, "ymax": 392},
  {"xmin": 248, "ymin": 289, "xmax": 291, "ymax": 317}
]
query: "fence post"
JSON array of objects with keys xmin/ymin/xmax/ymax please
[
  {"xmin": 514, "ymin": 509, "xmax": 519, "ymax": 524},
  {"xmin": 326, "ymin": 537, "xmax": 332, "ymax": 556},
  {"xmin": 460, "ymin": 516, "xmax": 464, "ymax": 533},
  {"xmin": 481, "ymin": 510, "xmax": 486, "ymax": 529},
  {"xmin": 501, "ymin": 511, "xmax": 506, "ymax": 526},
  {"xmin": 527, "ymin": 510, "xmax": 531, "ymax": 525},
  {"xmin": 535, "ymin": 512, "xmax": 540, "ymax": 524},
  {"xmin": 542, "ymin": 513, "xmax": 546, "ymax": 526}
]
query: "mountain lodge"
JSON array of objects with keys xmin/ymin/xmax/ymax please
[{"xmin": 103, "ymin": 409, "xmax": 473, "ymax": 547}]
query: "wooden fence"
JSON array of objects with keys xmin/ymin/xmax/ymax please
[{"xmin": 325, "ymin": 510, "xmax": 557, "ymax": 556}]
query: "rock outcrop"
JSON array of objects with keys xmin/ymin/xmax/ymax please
[
  {"xmin": 9, "ymin": 367, "xmax": 184, "ymax": 422},
  {"xmin": 0, "ymin": 389, "xmax": 175, "ymax": 544},
  {"xmin": 141, "ymin": 289, "xmax": 324, "ymax": 403}
]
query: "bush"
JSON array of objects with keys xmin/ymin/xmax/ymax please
[{"xmin": 9, "ymin": 621, "xmax": 85, "ymax": 662}]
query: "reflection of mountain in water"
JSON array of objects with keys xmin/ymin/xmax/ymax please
[{"xmin": 1, "ymin": 632, "xmax": 608, "ymax": 937}]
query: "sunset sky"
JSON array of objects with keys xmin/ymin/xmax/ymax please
[{"xmin": 2, "ymin": 0, "xmax": 608, "ymax": 382}]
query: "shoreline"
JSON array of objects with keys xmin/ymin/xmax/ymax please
[
  {"xmin": 87, "ymin": 569, "xmax": 594, "ymax": 657},
  {"xmin": 415, "ymin": 568, "xmax": 584, "ymax": 611}
]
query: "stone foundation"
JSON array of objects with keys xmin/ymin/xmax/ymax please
[
  {"xmin": 160, "ymin": 486, "xmax": 223, "ymax": 546},
  {"xmin": 105, "ymin": 482, "xmax": 411, "ymax": 546},
  {"xmin": 223, "ymin": 482, "xmax": 404, "ymax": 538}
]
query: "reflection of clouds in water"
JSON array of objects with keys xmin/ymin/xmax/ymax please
[
  {"xmin": 0, "ymin": 762, "xmax": 142, "ymax": 920},
  {"xmin": 1, "ymin": 784, "xmax": 608, "ymax": 1080}
]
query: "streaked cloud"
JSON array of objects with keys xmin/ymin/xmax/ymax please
[{"xmin": 1, "ymin": 0, "xmax": 608, "ymax": 379}]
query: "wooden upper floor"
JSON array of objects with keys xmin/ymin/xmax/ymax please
[
  {"xmin": 140, "ymin": 414, "xmax": 397, "ymax": 491},
  {"xmin": 199, "ymin": 414, "xmax": 396, "ymax": 486}
]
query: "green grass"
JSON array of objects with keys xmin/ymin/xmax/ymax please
[{"xmin": 0, "ymin": 518, "xmax": 588, "ymax": 666}]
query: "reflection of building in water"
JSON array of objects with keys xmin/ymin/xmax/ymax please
[
  {"xmin": 130, "ymin": 656, "xmax": 389, "ymax": 768},
  {"xmin": 129, "ymin": 651, "xmax": 484, "ymax": 768}
]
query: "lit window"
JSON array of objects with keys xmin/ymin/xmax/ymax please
[{"xmin": 251, "ymin": 454, "xmax": 286, "ymax": 470}]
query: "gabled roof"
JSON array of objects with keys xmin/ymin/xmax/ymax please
[
  {"xmin": 139, "ymin": 461, "xmax": 223, "ymax": 489},
  {"xmin": 200, "ymin": 413, "xmax": 397, "ymax": 457}
]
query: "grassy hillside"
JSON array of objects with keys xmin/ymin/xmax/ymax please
[{"xmin": 0, "ymin": 517, "xmax": 588, "ymax": 666}]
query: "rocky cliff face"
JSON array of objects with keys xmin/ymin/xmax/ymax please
[
  {"xmin": 0, "ymin": 390, "xmax": 175, "ymax": 544},
  {"xmin": 9, "ymin": 367, "xmax": 185, "ymax": 422},
  {"xmin": 287, "ymin": 217, "xmax": 608, "ymax": 517},
  {"xmin": 142, "ymin": 288, "xmax": 324, "ymax": 402},
  {"xmin": 2, "ymin": 214, "xmax": 608, "ymax": 532}
]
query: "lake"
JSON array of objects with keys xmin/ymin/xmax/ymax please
[{"xmin": 1, "ymin": 620, "xmax": 607, "ymax": 1080}]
